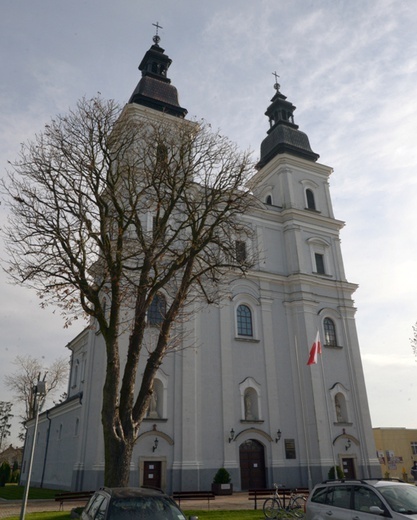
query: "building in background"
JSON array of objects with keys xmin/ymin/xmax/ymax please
[
  {"xmin": 20, "ymin": 34, "xmax": 380, "ymax": 492},
  {"xmin": 0, "ymin": 445, "xmax": 22, "ymax": 468},
  {"xmin": 373, "ymin": 427, "xmax": 417, "ymax": 481}
]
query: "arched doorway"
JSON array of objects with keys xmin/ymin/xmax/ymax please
[{"xmin": 239, "ymin": 439, "xmax": 266, "ymax": 489}]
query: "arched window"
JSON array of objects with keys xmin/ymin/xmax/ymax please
[
  {"xmin": 306, "ymin": 189, "xmax": 316, "ymax": 210},
  {"xmin": 265, "ymin": 195, "xmax": 272, "ymax": 205},
  {"xmin": 324, "ymin": 317, "xmax": 337, "ymax": 347},
  {"xmin": 237, "ymin": 304, "xmax": 253, "ymax": 337},
  {"xmin": 148, "ymin": 294, "xmax": 166, "ymax": 326}
]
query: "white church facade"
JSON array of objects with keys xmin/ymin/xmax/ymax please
[{"xmin": 20, "ymin": 35, "xmax": 381, "ymax": 493}]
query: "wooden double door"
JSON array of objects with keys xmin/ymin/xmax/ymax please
[{"xmin": 239, "ymin": 439, "xmax": 266, "ymax": 490}]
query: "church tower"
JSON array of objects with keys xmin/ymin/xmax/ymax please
[
  {"xmin": 128, "ymin": 27, "xmax": 187, "ymax": 118},
  {"xmin": 240, "ymin": 77, "xmax": 380, "ymax": 485},
  {"xmin": 19, "ymin": 33, "xmax": 380, "ymax": 493}
]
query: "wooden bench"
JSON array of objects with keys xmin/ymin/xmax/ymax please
[
  {"xmin": 55, "ymin": 491, "xmax": 95, "ymax": 511},
  {"xmin": 248, "ymin": 487, "xmax": 310, "ymax": 510},
  {"xmin": 172, "ymin": 491, "xmax": 215, "ymax": 509}
]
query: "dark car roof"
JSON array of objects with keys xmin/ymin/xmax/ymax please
[{"xmin": 99, "ymin": 487, "xmax": 165, "ymax": 498}]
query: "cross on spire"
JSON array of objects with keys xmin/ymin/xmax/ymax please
[
  {"xmin": 272, "ymin": 71, "xmax": 280, "ymax": 91},
  {"xmin": 152, "ymin": 21, "xmax": 163, "ymax": 45}
]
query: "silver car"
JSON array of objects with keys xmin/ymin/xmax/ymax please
[{"xmin": 306, "ymin": 479, "xmax": 417, "ymax": 520}]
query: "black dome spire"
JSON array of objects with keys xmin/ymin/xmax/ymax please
[
  {"xmin": 129, "ymin": 24, "xmax": 187, "ymax": 118},
  {"xmin": 257, "ymin": 75, "xmax": 319, "ymax": 168}
]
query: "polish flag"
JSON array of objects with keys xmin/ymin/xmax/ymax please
[{"xmin": 307, "ymin": 331, "xmax": 322, "ymax": 365}]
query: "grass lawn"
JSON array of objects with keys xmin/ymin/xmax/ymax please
[
  {"xmin": 0, "ymin": 484, "xmax": 65, "ymax": 500},
  {"xmin": 5, "ymin": 514, "xmax": 70, "ymax": 520}
]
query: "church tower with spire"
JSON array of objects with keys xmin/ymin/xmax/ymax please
[
  {"xmin": 128, "ymin": 26, "xmax": 187, "ymax": 118},
  {"xmin": 19, "ymin": 30, "xmax": 380, "ymax": 493}
]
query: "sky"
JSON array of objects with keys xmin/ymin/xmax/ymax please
[{"xmin": 1, "ymin": 0, "xmax": 417, "ymax": 446}]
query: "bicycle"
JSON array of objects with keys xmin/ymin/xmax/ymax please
[{"xmin": 263, "ymin": 483, "xmax": 306, "ymax": 518}]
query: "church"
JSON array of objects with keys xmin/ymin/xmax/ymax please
[{"xmin": 20, "ymin": 32, "xmax": 381, "ymax": 493}]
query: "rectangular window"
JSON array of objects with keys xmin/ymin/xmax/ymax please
[
  {"xmin": 315, "ymin": 253, "xmax": 325, "ymax": 274},
  {"xmin": 235, "ymin": 240, "xmax": 247, "ymax": 263},
  {"xmin": 284, "ymin": 438, "xmax": 296, "ymax": 459},
  {"xmin": 411, "ymin": 442, "xmax": 417, "ymax": 455}
]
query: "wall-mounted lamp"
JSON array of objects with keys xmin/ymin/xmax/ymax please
[
  {"xmin": 275, "ymin": 429, "xmax": 282, "ymax": 443},
  {"xmin": 345, "ymin": 439, "xmax": 351, "ymax": 451},
  {"xmin": 228, "ymin": 428, "xmax": 235, "ymax": 443},
  {"xmin": 152, "ymin": 437, "xmax": 159, "ymax": 452}
]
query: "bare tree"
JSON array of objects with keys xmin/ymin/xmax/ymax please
[
  {"xmin": 0, "ymin": 402, "xmax": 13, "ymax": 451},
  {"xmin": 1, "ymin": 96, "xmax": 255, "ymax": 486},
  {"xmin": 4, "ymin": 355, "xmax": 68, "ymax": 438}
]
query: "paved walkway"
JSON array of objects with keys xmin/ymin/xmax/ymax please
[{"xmin": 0, "ymin": 492, "xmax": 259, "ymax": 518}]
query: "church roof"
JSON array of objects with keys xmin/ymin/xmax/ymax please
[
  {"xmin": 257, "ymin": 78, "xmax": 319, "ymax": 168},
  {"xmin": 129, "ymin": 30, "xmax": 187, "ymax": 119}
]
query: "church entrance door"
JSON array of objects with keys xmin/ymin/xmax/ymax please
[
  {"xmin": 341, "ymin": 457, "xmax": 356, "ymax": 479},
  {"xmin": 239, "ymin": 439, "xmax": 266, "ymax": 489},
  {"xmin": 143, "ymin": 461, "xmax": 162, "ymax": 488}
]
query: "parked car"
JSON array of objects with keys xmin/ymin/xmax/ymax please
[
  {"xmin": 306, "ymin": 479, "xmax": 417, "ymax": 520},
  {"xmin": 81, "ymin": 487, "xmax": 193, "ymax": 520}
]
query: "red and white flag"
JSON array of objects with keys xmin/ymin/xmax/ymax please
[{"xmin": 307, "ymin": 331, "xmax": 322, "ymax": 365}]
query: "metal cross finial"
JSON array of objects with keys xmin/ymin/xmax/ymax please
[
  {"xmin": 272, "ymin": 71, "xmax": 280, "ymax": 91},
  {"xmin": 152, "ymin": 21, "xmax": 163, "ymax": 45}
]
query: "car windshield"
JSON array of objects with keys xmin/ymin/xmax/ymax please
[
  {"xmin": 379, "ymin": 485, "xmax": 417, "ymax": 514},
  {"xmin": 108, "ymin": 496, "xmax": 186, "ymax": 520}
]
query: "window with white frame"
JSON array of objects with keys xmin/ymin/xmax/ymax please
[
  {"xmin": 324, "ymin": 317, "xmax": 337, "ymax": 347},
  {"xmin": 306, "ymin": 188, "xmax": 316, "ymax": 210},
  {"xmin": 236, "ymin": 304, "xmax": 253, "ymax": 337},
  {"xmin": 147, "ymin": 293, "xmax": 167, "ymax": 326},
  {"xmin": 315, "ymin": 253, "xmax": 325, "ymax": 274},
  {"xmin": 308, "ymin": 237, "xmax": 331, "ymax": 276}
]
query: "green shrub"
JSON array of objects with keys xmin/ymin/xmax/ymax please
[
  {"xmin": 0, "ymin": 462, "xmax": 12, "ymax": 486},
  {"xmin": 10, "ymin": 469, "xmax": 20, "ymax": 483},
  {"xmin": 328, "ymin": 465, "xmax": 344, "ymax": 479},
  {"xmin": 212, "ymin": 467, "xmax": 231, "ymax": 484}
]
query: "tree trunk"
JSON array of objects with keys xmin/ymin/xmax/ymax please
[{"xmin": 103, "ymin": 427, "xmax": 135, "ymax": 487}]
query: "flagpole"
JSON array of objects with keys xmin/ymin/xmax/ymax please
[
  {"xmin": 294, "ymin": 335, "xmax": 313, "ymax": 490},
  {"xmin": 318, "ymin": 346, "xmax": 338, "ymax": 477}
]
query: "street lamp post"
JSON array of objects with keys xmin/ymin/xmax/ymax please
[{"xmin": 20, "ymin": 380, "xmax": 47, "ymax": 520}]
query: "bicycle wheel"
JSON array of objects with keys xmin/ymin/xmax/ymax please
[
  {"xmin": 289, "ymin": 495, "xmax": 306, "ymax": 518},
  {"xmin": 263, "ymin": 498, "xmax": 282, "ymax": 518}
]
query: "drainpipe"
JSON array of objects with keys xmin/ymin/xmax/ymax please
[{"xmin": 40, "ymin": 410, "xmax": 51, "ymax": 488}]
